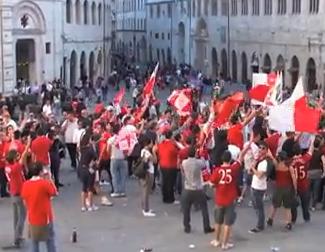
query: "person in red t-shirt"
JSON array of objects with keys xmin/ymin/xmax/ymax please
[
  {"xmin": 30, "ymin": 128, "xmax": 53, "ymax": 170},
  {"xmin": 290, "ymin": 141, "xmax": 314, "ymax": 223},
  {"xmin": 5, "ymin": 137, "xmax": 30, "ymax": 247},
  {"xmin": 0, "ymin": 130, "xmax": 9, "ymax": 197},
  {"xmin": 209, "ymin": 144, "xmax": 249, "ymax": 250},
  {"xmin": 21, "ymin": 162, "xmax": 57, "ymax": 252},
  {"xmin": 154, "ymin": 131, "xmax": 179, "ymax": 203}
]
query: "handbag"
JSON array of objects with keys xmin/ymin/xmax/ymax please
[{"xmin": 132, "ymin": 157, "xmax": 149, "ymax": 179}]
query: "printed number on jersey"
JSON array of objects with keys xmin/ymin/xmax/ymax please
[{"xmin": 219, "ymin": 169, "xmax": 232, "ymax": 184}]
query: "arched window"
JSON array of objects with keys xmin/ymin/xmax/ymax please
[
  {"xmin": 277, "ymin": 0, "xmax": 286, "ymax": 15},
  {"xmin": 241, "ymin": 0, "xmax": 248, "ymax": 15},
  {"xmin": 66, "ymin": 0, "xmax": 72, "ymax": 23},
  {"xmin": 252, "ymin": 0, "xmax": 260, "ymax": 15},
  {"xmin": 83, "ymin": 0, "xmax": 89, "ymax": 25},
  {"xmin": 264, "ymin": 0, "xmax": 272, "ymax": 15},
  {"xmin": 98, "ymin": 3, "xmax": 102, "ymax": 25},
  {"xmin": 211, "ymin": 0, "xmax": 218, "ymax": 16},
  {"xmin": 76, "ymin": 0, "xmax": 81, "ymax": 24},
  {"xmin": 309, "ymin": 0, "xmax": 319, "ymax": 14},
  {"xmin": 91, "ymin": 2, "xmax": 96, "ymax": 25},
  {"xmin": 204, "ymin": 0, "xmax": 209, "ymax": 16}
]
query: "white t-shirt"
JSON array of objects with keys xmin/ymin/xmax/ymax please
[
  {"xmin": 141, "ymin": 148, "xmax": 154, "ymax": 174},
  {"xmin": 42, "ymin": 104, "xmax": 52, "ymax": 116},
  {"xmin": 251, "ymin": 159, "xmax": 268, "ymax": 190}
]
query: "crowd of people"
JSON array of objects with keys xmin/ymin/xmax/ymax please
[{"xmin": 1, "ymin": 63, "xmax": 325, "ymax": 252}]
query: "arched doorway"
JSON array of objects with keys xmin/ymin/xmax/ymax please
[
  {"xmin": 241, "ymin": 52, "xmax": 248, "ymax": 82},
  {"xmin": 306, "ymin": 58, "xmax": 317, "ymax": 91},
  {"xmin": 89, "ymin": 51, "xmax": 95, "ymax": 83},
  {"xmin": 290, "ymin": 56, "xmax": 299, "ymax": 88},
  {"xmin": 70, "ymin": 50, "xmax": 77, "ymax": 88},
  {"xmin": 140, "ymin": 36, "xmax": 147, "ymax": 62},
  {"xmin": 16, "ymin": 39, "xmax": 36, "ymax": 83},
  {"xmin": 276, "ymin": 54, "xmax": 285, "ymax": 74},
  {"xmin": 221, "ymin": 49, "xmax": 227, "ymax": 79},
  {"xmin": 97, "ymin": 50, "xmax": 103, "ymax": 76},
  {"xmin": 194, "ymin": 18, "xmax": 208, "ymax": 72},
  {"xmin": 162, "ymin": 49, "xmax": 166, "ymax": 65},
  {"xmin": 167, "ymin": 47, "xmax": 172, "ymax": 65},
  {"xmin": 211, "ymin": 48, "xmax": 218, "ymax": 78},
  {"xmin": 263, "ymin": 54, "xmax": 272, "ymax": 73},
  {"xmin": 80, "ymin": 51, "xmax": 87, "ymax": 81},
  {"xmin": 136, "ymin": 42, "xmax": 140, "ymax": 62},
  {"xmin": 178, "ymin": 22, "xmax": 185, "ymax": 63},
  {"xmin": 251, "ymin": 52, "xmax": 259, "ymax": 73},
  {"xmin": 232, "ymin": 50, "xmax": 237, "ymax": 81}
]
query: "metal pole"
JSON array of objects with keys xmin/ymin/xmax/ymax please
[
  {"xmin": 189, "ymin": 0, "xmax": 192, "ymax": 65},
  {"xmin": 227, "ymin": 0, "xmax": 230, "ymax": 78}
]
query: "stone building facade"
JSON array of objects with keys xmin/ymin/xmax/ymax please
[
  {"xmin": 0, "ymin": 0, "xmax": 113, "ymax": 94},
  {"xmin": 147, "ymin": 0, "xmax": 325, "ymax": 90}
]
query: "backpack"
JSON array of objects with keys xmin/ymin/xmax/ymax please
[{"xmin": 132, "ymin": 157, "xmax": 149, "ymax": 179}]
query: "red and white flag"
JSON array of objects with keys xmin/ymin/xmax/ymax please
[
  {"xmin": 115, "ymin": 126, "xmax": 138, "ymax": 155},
  {"xmin": 113, "ymin": 87, "xmax": 125, "ymax": 105},
  {"xmin": 249, "ymin": 72, "xmax": 277, "ymax": 104},
  {"xmin": 268, "ymin": 77, "xmax": 321, "ymax": 133},
  {"xmin": 265, "ymin": 72, "xmax": 283, "ymax": 106},
  {"xmin": 167, "ymin": 88, "xmax": 192, "ymax": 116},
  {"xmin": 143, "ymin": 63, "xmax": 159, "ymax": 97}
]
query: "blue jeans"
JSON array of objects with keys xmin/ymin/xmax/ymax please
[
  {"xmin": 251, "ymin": 188, "xmax": 266, "ymax": 230},
  {"xmin": 30, "ymin": 223, "xmax": 56, "ymax": 252},
  {"xmin": 110, "ymin": 159, "xmax": 128, "ymax": 194}
]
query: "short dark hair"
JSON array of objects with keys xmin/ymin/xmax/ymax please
[
  {"xmin": 6, "ymin": 149, "xmax": 18, "ymax": 164},
  {"xmin": 188, "ymin": 146, "xmax": 196, "ymax": 158},
  {"xmin": 257, "ymin": 141, "xmax": 268, "ymax": 150},
  {"xmin": 29, "ymin": 162, "xmax": 43, "ymax": 177},
  {"xmin": 165, "ymin": 130, "xmax": 173, "ymax": 139},
  {"xmin": 221, "ymin": 150, "xmax": 232, "ymax": 163},
  {"xmin": 14, "ymin": 130, "xmax": 21, "ymax": 140},
  {"xmin": 292, "ymin": 143, "xmax": 302, "ymax": 156}
]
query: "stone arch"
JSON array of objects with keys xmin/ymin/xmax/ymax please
[
  {"xmin": 263, "ymin": 53, "xmax": 272, "ymax": 73},
  {"xmin": 196, "ymin": 18, "xmax": 208, "ymax": 36},
  {"xmin": 221, "ymin": 49, "xmax": 227, "ymax": 79},
  {"xmin": 98, "ymin": 3, "xmax": 102, "ymax": 25},
  {"xmin": 80, "ymin": 51, "xmax": 87, "ymax": 81},
  {"xmin": 136, "ymin": 42, "xmax": 140, "ymax": 62},
  {"xmin": 251, "ymin": 51, "xmax": 259, "ymax": 73},
  {"xmin": 241, "ymin": 52, "xmax": 248, "ymax": 82},
  {"xmin": 232, "ymin": 50, "xmax": 237, "ymax": 81},
  {"xmin": 178, "ymin": 22, "xmax": 185, "ymax": 63},
  {"xmin": 167, "ymin": 47, "xmax": 172, "ymax": 65},
  {"xmin": 89, "ymin": 51, "xmax": 95, "ymax": 83},
  {"xmin": 211, "ymin": 48, "xmax": 218, "ymax": 78},
  {"xmin": 290, "ymin": 56, "xmax": 299, "ymax": 88},
  {"xmin": 306, "ymin": 58, "xmax": 317, "ymax": 91},
  {"xmin": 70, "ymin": 50, "xmax": 77, "ymax": 88},
  {"xmin": 276, "ymin": 54, "xmax": 285, "ymax": 81},
  {"xmin": 140, "ymin": 36, "xmax": 147, "ymax": 62},
  {"xmin": 97, "ymin": 50, "xmax": 103, "ymax": 76},
  {"xmin": 13, "ymin": 0, "xmax": 46, "ymax": 33}
]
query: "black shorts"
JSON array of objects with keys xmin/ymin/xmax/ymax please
[
  {"xmin": 214, "ymin": 202, "xmax": 237, "ymax": 226},
  {"xmin": 272, "ymin": 187, "xmax": 294, "ymax": 209},
  {"xmin": 79, "ymin": 169, "xmax": 95, "ymax": 193}
]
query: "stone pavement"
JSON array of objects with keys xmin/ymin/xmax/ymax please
[{"xmin": 0, "ymin": 162, "xmax": 325, "ymax": 252}]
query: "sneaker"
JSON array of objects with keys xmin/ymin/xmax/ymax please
[
  {"xmin": 81, "ymin": 207, "xmax": 87, "ymax": 212},
  {"xmin": 221, "ymin": 243, "xmax": 234, "ymax": 250},
  {"xmin": 249, "ymin": 228, "xmax": 262, "ymax": 234},
  {"xmin": 237, "ymin": 197, "xmax": 243, "ymax": 205},
  {"xmin": 210, "ymin": 239, "xmax": 221, "ymax": 248},
  {"xmin": 248, "ymin": 201, "xmax": 253, "ymax": 207},
  {"xmin": 173, "ymin": 200, "xmax": 180, "ymax": 205},
  {"xmin": 119, "ymin": 193, "xmax": 126, "ymax": 198},
  {"xmin": 91, "ymin": 205, "xmax": 99, "ymax": 211},
  {"xmin": 142, "ymin": 210, "xmax": 156, "ymax": 217},
  {"xmin": 110, "ymin": 193, "xmax": 120, "ymax": 198},
  {"xmin": 101, "ymin": 197, "xmax": 113, "ymax": 206},
  {"xmin": 267, "ymin": 218, "xmax": 273, "ymax": 227},
  {"xmin": 310, "ymin": 207, "xmax": 316, "ymax": 212}
]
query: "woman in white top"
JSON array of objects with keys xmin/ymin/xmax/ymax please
[{"xmin": 140, "ymin": 138, "xmax": 156, "ymax": 217}]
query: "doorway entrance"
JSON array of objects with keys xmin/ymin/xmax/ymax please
[{"xmin": 16, "ymin": 39, "xmax": 36, "ymax": 83}]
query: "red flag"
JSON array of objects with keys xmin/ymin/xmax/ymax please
[
  {"xmin": 143, "ymin": 63, "xmax": 159, "ymax": 97},
  {"xmin": 213, "ymin": 92, "xmax": 244, "ymax": 127},
  {"xmin": 294, "ymin": 97, "xmax": 321, "ymax": 133},
  {"xmin": 167, "ymin": 88, "xmax": 192, "ymax": 116},
  {"xmin": 249, "ymin": 84, "xmax": 270, "ymax": 102},
  {"xmin": 113, "ymin": 87, "xmax": 125, "ymax": 105}
]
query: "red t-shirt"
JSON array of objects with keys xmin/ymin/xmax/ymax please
[
  {"xmin": 291, "ymin": 153, "xmax": 311, "ymax": 192},
  {"xmin": 227, "ymin": 124, "xmax": 244, "ymax": 149},
  {"xmin": 0, "ymin": 142, "xmax": 6, "ymax": 168},
  {"xmin": 178, "ymin": 146, "xmax": 190, "ymax": 163},
  {"xmin": 99, "ymin": 132, "xmax": 111, "ymax": 161},
  {"xmin": 21, "ymin": 178, "xmax": 57, "ymax": 225},
  {"xmin": 94, "ymin": 103, "xmax": 105, "ymax": 114},
  {"xmin": 265, "ymin": 133, "xmax": 280, "ymax": 157},
  {"xmin": 31, "ymin": 136, "xmax": 53, "ymax": 165},
  {"xmin": 5, "ymin": 163, "xmax": 25, "ymax": 196},
  {"xmin": 157, "ymin": 139, "xmax": 179, "ymax": 169},
  {"xmin": 210, "ymin": 161, "xmax": 241, "ymax": 207},
  {"xmin": 276, "ymin": 169, "xmax": 293, "ymax": 188}
]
